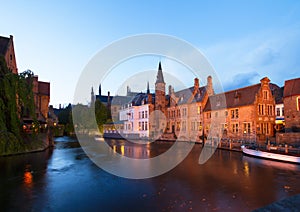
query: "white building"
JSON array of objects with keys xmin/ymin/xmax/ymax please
[{"xmin": 119, "ymin": 93, "xmax": 151, "ymax": 138}]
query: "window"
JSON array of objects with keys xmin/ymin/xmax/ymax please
[
  {"xmin": 182, "ymin": 121, "xmax": 186, "ymax": 131},
  {"xmin": 235, "ymin": 109, "xmax": 239, "ymax": 118},
  {"xmin": 267, "ymin": 105, "xmax": 273, "ymax": 116},
  {"xmin": 139, "ymin": 122, "xmax": 141, "ymax": 131},
  {"xmin": 207, "ymin": 112, "xmax": 211, "ymax": 119},
  {"xmin": 198, "ymin": 122, "xmax": 202, "ymax": 131},
  {"xmin": 276, "ymin": 108, "xmax": 280, "ymax": 116},
  {"xmin": 243, "ymin": 123, "xmax": 251, "ymax": 134},
  {"xmin": 232, "ymin": 123, "xmax": 238, "ymax": 133},
  {"xmin": 197, "ymin": 106, "xmax": 201, "ymax": 115},
  {"xmin": 176, "ymin": 122, "xmax": 180, "ymax": 131},
  {"xmin": 231, "ymin": 109, "xmax": 239, "ymax": 119},
  {"xmin": 225, "ymin": 111, "xmax": 228, "ymax": 117},
  {"xmin": 263, "ymin": 91, "xmax": 268, "ymax": 100},
  {"xmin": 182, "ymin": 108, "xmax": 187, "ymax": 117},
  {"xmin": 297, "ymin": 97, "xmax": 300, "ymax": 111},
  {"xmin": 142, "ymin": 111, "xmax": 144, "ymax": 119},
  {"xmin": 145, "ymin": 111, "xmax": 148, "ymax": 118},
  {"xmin": 139, "ymin": 112, "xmax": 141, "ymax": 119},
  {"xmin": 215, "ymin": 112, "xmax": 218, "ymax": 117},
  {"xmin": 261, "ymin": 123, "xmax": 270, "ymax": 135},
  {"xmin": 258, "ymin": 104, "xmax": 265, "ymax": 115},
  {"xmin": 177, "ymin": 109, "xmax": 181, "ymax": 117},
  {"xmin": 145, "ymin": 121, "xmax": 148, "ymax": 130},
  {"xmin": 282, "ymin": 107, "xmax": 284, "ymax": 116}
]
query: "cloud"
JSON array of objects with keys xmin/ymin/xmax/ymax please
[
  {"xmin": 223, "ymin": 71, "xmax": 260, "ymax": 91},
  {"xmin": 203, "ymin": 25, "xmax": 300, "ymax": 91}
]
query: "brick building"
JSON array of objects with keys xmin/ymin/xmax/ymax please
[
  {"xmin": 32, "ymin": 76, "xmax": 50, "ymax": 123},
  {"xmin": 0, "ymin": 35, "xmax": 50, "ymax": 125},
  {"xmin": 204, "ymin": 77, "xmax": 276, "ymax": 142},
  {"xmin": 283, "ymin": 78, "xmax": 300, "ymax": 131},
  {"xmin": 166, "ymin": 77, "xmax": 213, "ymax": 141},
  {"xmin": 0, "ymin": 35, "xmax": 18, "ymax": 74}
]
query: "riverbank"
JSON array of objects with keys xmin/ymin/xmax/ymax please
[{"xmin": 0, "ymin": 132, "xmax": 53, "ymax": 157}]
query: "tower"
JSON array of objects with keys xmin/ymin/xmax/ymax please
[
  {"xmin": 91, "ymin": 86, "xmax": 95, "ymax": 105},
  {"xmin": 155, "ymin": 61, "xmax": 166, "ymax": 114},
  {"xmin": 206, "ymin": 76, "xmax": 214, "ymax": 96}
]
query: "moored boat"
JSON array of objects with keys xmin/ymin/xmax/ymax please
[
  {"xmin": 94, "ymin": 135, "xmax": 105, "ymax": 141},
  {"xmin": 241, "ymin": 145, "xmax": 300, "ymax": 164}
]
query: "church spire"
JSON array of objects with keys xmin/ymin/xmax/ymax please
[
  {"xmin": 91, "ymin": 86, "xmax": 95, "ymax": 105},
  {"xmin": 99, "ymin": 84, "xmax": 102, "ymax": 96},
  {"xmin": 156, "ymin": 61, "xmax": 165, "ymax": 84}
]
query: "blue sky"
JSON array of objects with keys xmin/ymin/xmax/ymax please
[{"xmin": 1, "ymin": 1, "xmax": 300, "ymax": 106}]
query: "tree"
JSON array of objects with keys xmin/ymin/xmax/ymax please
[{"xmin": 94, "ymin": 99, "xmax": 110, "ymax": 132}]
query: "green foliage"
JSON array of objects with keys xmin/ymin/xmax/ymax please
[
  {"xmin": 18, "ymin": 69, "xmax": 35, "ymax": 119},
  {"xmin": 57, "ymin": 104, "xmax": 74, "ymax": 135},
  {"xmin": 95, "ymin": 99, "xmax": 111, "ymax": 133},
  {"xmin": 0, "ymin": 56, "xmax": 38, "ymax": 155}
]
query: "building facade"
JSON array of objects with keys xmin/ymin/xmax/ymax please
[
  {"xmin": 0, "ymin": 35, "xmax": 50, "ymax": 125},
  {"xmin": 0, "ymin": 35, "xmax": 18, "ymax": 74},
  {"xmin": 283, "ymin": 78, "xmax": 300, "ymax": 131},
  {"xmin": 203, "ymin": 77, "xmax": 276, "ymax": 142}
]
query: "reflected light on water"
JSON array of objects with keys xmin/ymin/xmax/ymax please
[
  {"xmin": 243, "ymin": 161, "xmax": 250, "ymax": 177},
  {"xmin": 121, "ymin": 145, "xmax": 125, "ymax": 156},
  {"xmin": 23, "ymin": 171, "xmax": 33, "ymax": 187}
]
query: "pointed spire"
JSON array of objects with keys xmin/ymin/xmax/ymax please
[
  {"xmin": 156, "ymin": 61, "xmax": 165, "ymax": 84},
  {"xmin": 91, "ymin": 86, "xmax": 95, "ymax": 106},
  {"xmin": 147, "ymin": 81, "xmax": 150, "ymax": 94}
]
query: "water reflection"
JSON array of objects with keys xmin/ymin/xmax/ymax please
[
  {"xmin": 23, "ymin": 168, "xmax": 33, "ymax": 187},
  {"xmin": 0, "ymin": 137, "xmax": 299, "ymax": 211}
]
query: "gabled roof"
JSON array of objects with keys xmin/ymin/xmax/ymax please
[
  {"xmin": 204, "ymin": 84, "xmax": 261, "ymax": 112},
  {"xmin": 95, "ymin": 95, "xmax": 113, "ymax": 104},
  {"xmin": 269, "ymin": 83, "xmax": 284, "ymax": 104},
  {"xmin": 111, "ymin": 95, "xmax": 132, "ymax": 105},
  {"xmin": 175, "ymin": 86, "xmax": 207, "ymax": 105},
  {"xmin": 0, "ymin": 36, "xmax": 10, "ymax": 56},
  {"xmin": 284, "ymin": 78, "xmax": 300, "ymax": 98}
]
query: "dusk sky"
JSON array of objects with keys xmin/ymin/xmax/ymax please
[{"xmin": 2, "ymin": 1, "xmax": 300, "ymax": 107}]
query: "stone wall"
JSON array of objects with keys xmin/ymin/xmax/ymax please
[
  {"xmin": 284, "ymin": 95, "xmax": 300, "ymax": 130},
  {"xmin": 276, "ymin": 132, "xmax": 300, "ymax": 146}
]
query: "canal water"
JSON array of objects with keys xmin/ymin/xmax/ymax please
[{"xmin": 1, "ymin": 136, "xmax": 300, "ymax": 211}]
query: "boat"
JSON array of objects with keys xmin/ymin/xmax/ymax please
[
  {"xmin": 94, "ymin": 135, "xmax": 105, "ymax": 141},
  {"xmin": 241, "ymin": 145, "xmax": 300, "ymax": 164}
]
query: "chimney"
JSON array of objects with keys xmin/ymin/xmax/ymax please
[
  {"xmin": 206, "ymin": 76, "xmax": 214, "ymax": 96},
  {"xmin": 194, "ymin": 78, "xmax": 199, "ymax": 94},
  {"xmin": 168, "ymin": 85, "xmax": 172, "ymax": 96}
]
